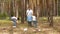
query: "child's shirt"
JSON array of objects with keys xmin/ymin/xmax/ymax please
[
  {"xmin": 32, "ymin": 16, "xmax": 36, "ymax": 21},
  {"xmin": 11, "ymin": 16, "xmax": 17, "ymax": 21}
]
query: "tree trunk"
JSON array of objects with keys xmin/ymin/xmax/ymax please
[
  {"xmin": 46, "ymin": 0, "xmax": 53, "ymax": 27},
  {"xmin": 54, "ymin": 0, "xmax": 56, "ymax": 16},
  {"xmin": 21, "ymin": 0, "xmax": 24, "ymax": 23},
  {"xmin": 57, "ymin": 0, "xmax": 58, "ymax": 16}
]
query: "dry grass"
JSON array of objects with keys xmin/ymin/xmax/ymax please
[{"xmin": 0, "ymin": 17, "xmax": 60, "ymax": 34}]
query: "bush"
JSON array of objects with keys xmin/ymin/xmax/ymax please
[
  {"xmin": 0, "ymin": 20, "xmax": 12, "ymax": 26},
  {"xmin": 0, "ymin": 12, "xmax": 8, "ymax": 19},
  {"xmin": 40, "ymin": 17, "xmax": 48, "ymax": 21}
]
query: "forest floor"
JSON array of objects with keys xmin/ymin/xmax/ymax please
[
  {"xmin": 0, "ymin": 17, "xmax": 60, "ymax": 34},
  {"xmin": 0, "ymin": 22, "xmax": 60, "ymax": 34}
]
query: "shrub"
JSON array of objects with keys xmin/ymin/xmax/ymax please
[{"xmin": 0, "ymin": 12, "xmax": 8, "ymax": 19}]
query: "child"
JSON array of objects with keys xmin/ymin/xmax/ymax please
[
  {"xmin": 11, "ymin": 16, "xmax": 17, "ymax": 27},
  {"xmin": 32, "ymin": 15, "xmax": 41, "ymax": 32},
  {"xmin": 32, "ymin": 15, "xmax": 37, "ymax": 28}
]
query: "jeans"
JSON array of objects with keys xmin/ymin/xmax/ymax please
[
  {"xmin": 33, "ymin": 21, "xmax": 37, "ymax": 28},
  {"xmin": 27, "ymin": 21, "xmax": 32, "ymax": 26},
  {"xmin": 13, "ymin": 21, "xmax": 16, "ymax": 26}
]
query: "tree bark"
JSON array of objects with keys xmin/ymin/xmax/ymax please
[
  {"xmin": 46, "ymin": 0, "xmax": 53, "ymax": 27},
  {"xmin": 21, "ymin": 0, "xmax": 24, "ymax": 23}
]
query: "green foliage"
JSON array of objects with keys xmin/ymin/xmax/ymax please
[
  {"xmin": 40, "ymin": 17, "xmax": 48, "ymax": 21},
  {"xmin": 0, "ymin": 12, "xmax": 8, "ymax": 19},
  {"xmin": 0, "ymin": 20, "xmax": 12, "ymax": 26},
  {"xmin": 58, "ymin": 11, "xmax": 60, "ymax": 16}
]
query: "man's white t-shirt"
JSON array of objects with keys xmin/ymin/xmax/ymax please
[
  {"xmin": 26, "ymin": 9, "xmax": 33, "ymax": 16},
  {"xmin": 32, "ymin": 16, "xmax": 36, "ymax": 21}
]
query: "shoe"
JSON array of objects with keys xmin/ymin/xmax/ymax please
[
  {"xmin": 24, "ymin": 28, "xmax": 28, "ymax": 32},
  {"xmin": 38, "ymin": 29, "xmax": 41, "ymax": 31},
  {"xmin": 13, "ymin": 26, "xmax": 16, "ymax": 28}
]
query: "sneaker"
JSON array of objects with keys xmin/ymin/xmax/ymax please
[
  {"xmin": 38, "ymin": 29, "xmax": 41, "ymax": 31},
  {"xmin": 24, "ymin": 28, "xmax": 28, "ymax": 32},
  {"xmin": 13, "ymin": 26, "xmax": 16, "ymax": 28}
]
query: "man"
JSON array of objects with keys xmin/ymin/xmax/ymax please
[
  {"xmin": 26, "ymin": 8, "xmax": 33, "ymax": 16},
  {"xmin": 11, "ymin": 15, "xmax": 17, "ymax": 27},
  {"xmin": 26, "ymin": 8, "xmax": 33, "ymax": 27}
]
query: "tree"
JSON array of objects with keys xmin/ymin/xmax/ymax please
[
  {"xmin": 46, "ymin": 0, "xmax": 53, "ymax": 27},
  {"xmin": 20, "ymin": 0, "xmax": 25, "ymax": 23}
]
